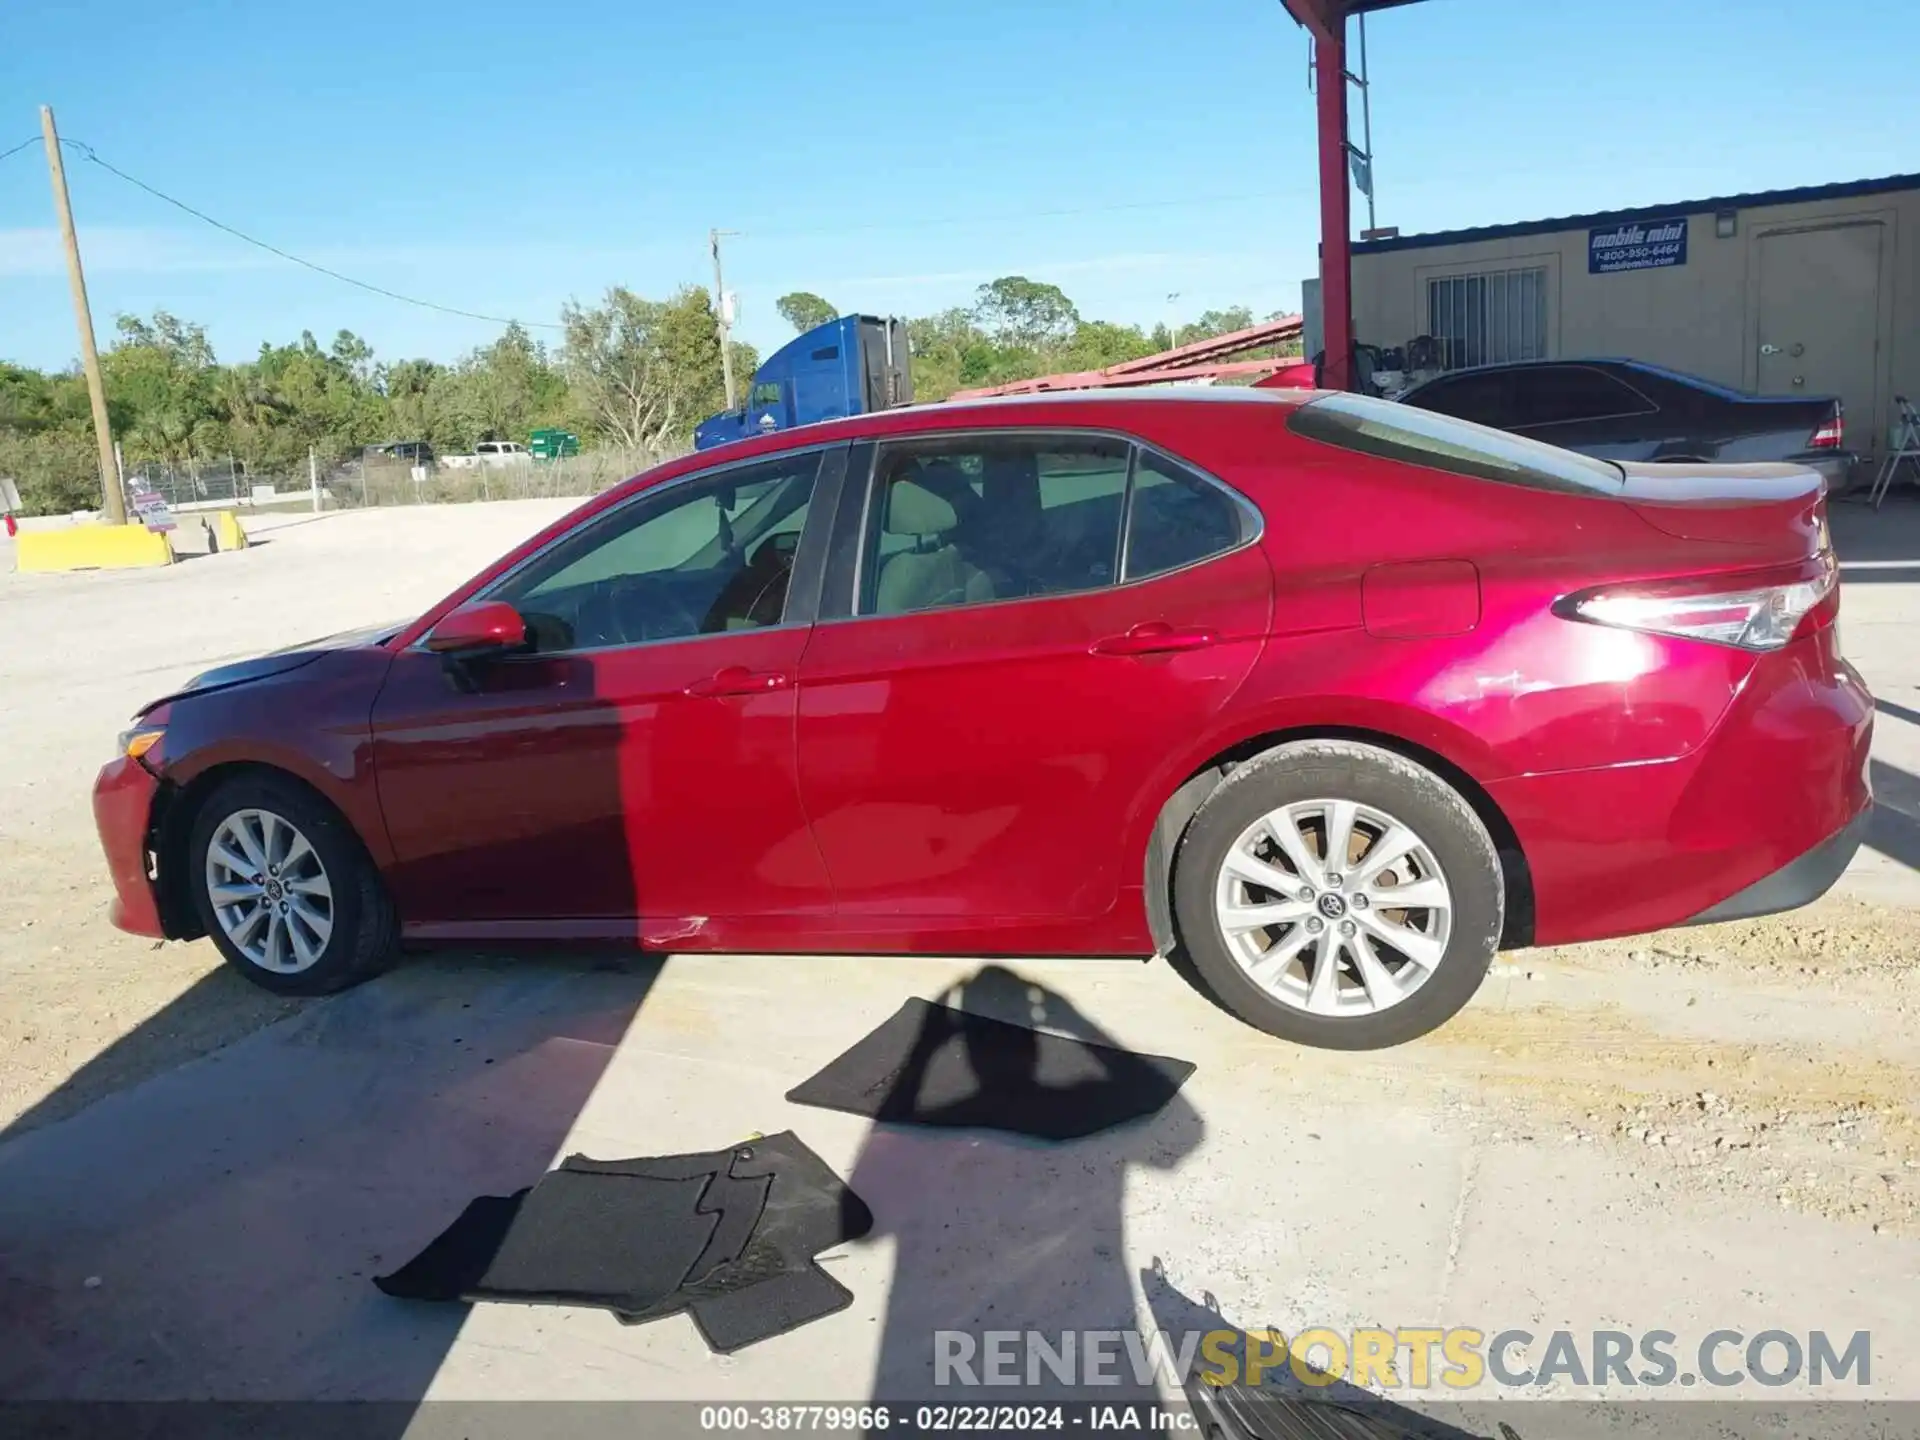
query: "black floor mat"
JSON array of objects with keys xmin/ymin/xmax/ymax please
[
  {"xmin": 686, "ymin": 1261, "xmax": 855, "ymax": 1353},
  {"xmin": 785, "ymin": 997, "xmax": 1198, "ymax": 1140},
  {"xmin": 375, "ymin": 1131, "xmax": 870, "ymax": 1351},
  {"xmin": 371, "ymin": 1173, "xmax": 722, "ymax": 1312}
]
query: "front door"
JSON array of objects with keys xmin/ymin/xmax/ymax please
[
  {"xmin": 794, "ymin": 432, "xmax": 1271, "ymax": 935},
  {"xmin": 370, "ymin": 447, "xmax": 840, "ymax": 942},
  {"xmin": 747, "ymin": 378, "xmax": 788, "ymax": 437},
  {"xmin": 1755, "ymin": 222, "xmax": 1883, "ymax": 436}
]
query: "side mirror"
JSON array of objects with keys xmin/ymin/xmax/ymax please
[{"xmin": 425, "ymin": 600, "xmax": 528, "ymax": 656}]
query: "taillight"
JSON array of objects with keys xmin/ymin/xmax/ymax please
[
  {"xmin": 1809, "ymin": 404, "xmax": 1844, "ymax": 450},
  {"xmin": 1560, "ymin": 556, "xmax": 1837, "ymax": 652}
]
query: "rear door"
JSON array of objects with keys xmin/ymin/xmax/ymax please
[{"xmin": 793, "ymin": 430, "xmax": 1271, "ymax": 935}]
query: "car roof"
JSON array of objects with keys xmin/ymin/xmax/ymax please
[
  {"xmin": 617, "ymin": 386, "xmax": 1320, "ymax": 499},
  {"xmin": 842, "ymin": 383, "xmax": 1312, "ymax": 432}
]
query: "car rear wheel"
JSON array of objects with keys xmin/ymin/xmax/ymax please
[
  {"xmin": 1172, "ymin": 740, "xmax": 1504, "ymax": 1050},
  {"xmin": 188, "ymin": 773, "xmax": 397, "ymax": 995}
]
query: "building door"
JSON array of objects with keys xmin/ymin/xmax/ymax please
[{"xmin": 1754, "ymin": 222, "xmax": 1883, "ymax": 439}]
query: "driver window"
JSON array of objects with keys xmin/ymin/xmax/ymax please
[{"xmin": 492, "ymin": 452, "xmax": 821, "ymax": 652}]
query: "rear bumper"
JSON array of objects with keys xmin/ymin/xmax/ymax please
[
  {"xmin": 1794, "ymin": 451, "xmax": 1858, "ymax": 493},
  {"xmin": 92, "ymin": 756, "xmax": 167, "ymax": 939},
  {"xmin": 1489, "ymin": 636, "xmax": 1873, "ymax": 946},
  {"xmin": 1682, "ymin": 805, "xmax": 1869, "ymax": 926}
]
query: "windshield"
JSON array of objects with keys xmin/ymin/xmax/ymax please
[{"xmin": 1290, "ymin": 391, "xmax": 1626, "ymax": 497}]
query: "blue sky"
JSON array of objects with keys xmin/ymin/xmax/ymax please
[{"xmin": 2, "ymin": 0, "xmax": 1915, "ymax": 373}]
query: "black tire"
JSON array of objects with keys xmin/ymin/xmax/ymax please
[
  {"xmin": 187, "ymin": 772, "xmax": 398, "ymax": 996},
  {"xmin": 1171, "ymin": 739, "xmax": 1503, "ymax": 1050}
]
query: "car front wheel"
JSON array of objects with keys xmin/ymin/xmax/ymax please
[
  {"xmin": 187, "ymin": 774, "xmax": 397, "ymax": 995},
  {"xmin": 1172, "ymin": 739, "xmax": 1505, "ymax": 1050}
]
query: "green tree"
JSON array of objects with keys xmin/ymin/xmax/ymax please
[
  {"xmin": 103, "ymin": 311, "xmax": 224, "ymax": 465},
  {"xmin": 561, "ymin": 285, "xmax": 735, "ymax": 450},
  {"xmin": 0, "ymin": 282, "xmax": 1291, "ymax": 514},
  {"xmin": 1175, "ymin": 307, "xmax": 1255, "ymax": 346},
  {"xmin": 973, "ymin": 276, "xmax": 1079, "ymax": 351},
  {"xmin": 1061, "ymin": 320, "xmax": 1157, "ymax": 371},
  {"xmin": 775, "ymin": 292, "xmax": 838, "ymax": 335}
]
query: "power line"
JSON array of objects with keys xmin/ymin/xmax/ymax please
[
  {"xmin": 0, "ymin": 136, "xmax": 41, "ymax": 164},
  {"xmin": 58, "ymin": 137, "xmax": 564, "ymax": 331}
]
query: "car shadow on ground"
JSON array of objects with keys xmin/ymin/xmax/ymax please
[
  {"xmin": 845, "ymin": 965, "xmax": 1208, "ymax": 1410},
  {"xmin": 1868, "ymin": 756, "xmax": 1920, "ymax": 873},
  {"xmin": 0, "ymin": 947, "xmax": 662, "ymax": 1428}
]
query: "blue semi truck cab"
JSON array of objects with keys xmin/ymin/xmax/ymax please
[{"xmin": 693, "ymin": 314, "xmax": 914, "ymax": 451}]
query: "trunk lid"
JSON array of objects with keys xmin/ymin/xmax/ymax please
[{"xmin": 1618, "ymin": 460, "xmax": 1827, "ymax": 559}]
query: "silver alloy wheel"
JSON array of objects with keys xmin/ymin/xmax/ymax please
[
  {"xmin": 204, "ymin": 808, "xmax": 334, "ymax": 974},
  {"xmin": 1212, "ymin": 797, "xmax": 1453, "ymax": 1017}
]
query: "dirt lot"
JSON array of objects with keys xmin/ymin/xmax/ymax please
[{"xmin": 2, "ymin": 497, "xmax": 1919, "ymax": 1408}]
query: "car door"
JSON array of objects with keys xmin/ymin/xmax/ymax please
[
  {"xmin": 369, "ymin": 445, "xmax": 846, "ymax": 942},
  {"xmin": 794, "ymin": 430, "xmax": 1271, "ymax": 937},
  {"xmin": 746, "ymin": 379, "xmax": 787, "ymax": 438}
]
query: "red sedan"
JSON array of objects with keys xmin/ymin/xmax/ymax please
[{"xmin": 93, "ymin": 389, "xmax": 1873, "ymax": 1049}]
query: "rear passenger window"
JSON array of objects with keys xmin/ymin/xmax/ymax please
[
  {"xmin": 1507, "ymin": 366, "xmax": 1655, "ymax": 427},
  {"xmin": 860, "ymin": 436, "xmax": 1128, "ymax": 617},
  {"xmin": 1402, "ymin": 371, "xmax": 1516, "ymax": 427},
  {"xmin": 1122, "ymin": 452, "xmax": 1248, "ymax": 581}
]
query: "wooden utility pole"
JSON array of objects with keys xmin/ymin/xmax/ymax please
[
  {"xmin": 41, "ymin": 105, "xmax": 125, "ymax": 524},
  {"xmin": 710, "ymin": 227, "xmax": 738, "ymax": 410}
]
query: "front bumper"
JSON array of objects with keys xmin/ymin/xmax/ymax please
[{"xmin": 92, "ymin": 756, "xmax": 166, "ymax": 938}]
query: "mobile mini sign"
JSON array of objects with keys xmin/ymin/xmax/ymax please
[{"xmin": 1589, "ymin": 216, "xmax": 1689, "ymax": 274}]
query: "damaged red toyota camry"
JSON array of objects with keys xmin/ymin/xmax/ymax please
[{"xmin": 92, "ymin": 389, "xmax": 1873, "ymax": 1049}]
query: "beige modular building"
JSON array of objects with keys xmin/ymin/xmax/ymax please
[{"xmin": 1347, "ymin": 173, "xmax": 1920, "ymax": 466}]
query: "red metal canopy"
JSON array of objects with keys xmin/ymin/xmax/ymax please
[
  {"xmin": 1276, "ymin": 0, "xmax": 1432, "ymax": 392},
  {"xmin": 947, "ymin": 316, "xmax": 1304, "ymax": 401}
]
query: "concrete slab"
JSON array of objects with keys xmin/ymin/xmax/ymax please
[
  {"xmin": 5, "ymin": 946, "xmax": 1915, "ymax": 1413},
  {"xmin": 0, "ymin": 959, "xmax": 655, "ymax": 1401}
]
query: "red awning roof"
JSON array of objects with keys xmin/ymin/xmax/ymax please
[{"xmin": 1278, "ymin": 0, "xmax": 1428, "ymax": 33}]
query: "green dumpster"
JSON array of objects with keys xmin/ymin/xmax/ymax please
[{"xmin": 529, "ymin": 428, "xmax": 581, "ymax": 461}]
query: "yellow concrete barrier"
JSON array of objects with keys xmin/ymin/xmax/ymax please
[
  {"xmin": 15, "ymin": 523, "xmax": 175, "ymax": 573},
  {"xmin": 212, "ymin": 510, "xmax": 248, "ymax": 552}
]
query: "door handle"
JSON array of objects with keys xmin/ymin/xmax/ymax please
[
  {"xmin": 686, "ymin": 666, "xmax": 791, "ymax": 697},
  {"xmin": 1091, "ymin": 623, "xmax": 1217, "ymax": 657}
]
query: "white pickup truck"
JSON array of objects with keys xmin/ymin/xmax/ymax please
[{"xmin": 440, "ymin": 441, "xmax": 531, "ymax": 470}]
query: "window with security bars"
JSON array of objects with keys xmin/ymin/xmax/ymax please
[{"xmin": 1426, "ymin": 267, "xmax": 1548, "ymax": 369}]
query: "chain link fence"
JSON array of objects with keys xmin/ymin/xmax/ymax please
[
  {"xmin": 321, "ymin": 445, "xmax": 675, "ymax": 509},
  {"xmin": 120, "ymin": 445, "xmax": 681, "ymax": 515},
  {"xmin": 122, "ymin": 456, "xmax": 257, "ymax": 509}
]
